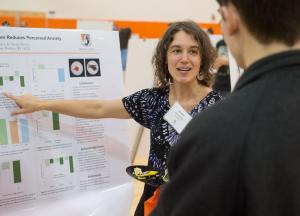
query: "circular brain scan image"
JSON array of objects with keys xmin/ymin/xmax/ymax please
[
  {"xmin": 70, "ymin": 61, "xmax": 84, "ymax": 76},
  {"xmin": 86, "ymin": 60, "xmax": 99, "ymax": 75}
]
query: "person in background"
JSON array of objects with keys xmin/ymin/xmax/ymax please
[
  {"xmin": 3, "ymin": 21, "xmax": 222, "ymax": 216},
  {"xmin": 119, "ymin": 27, "xmax": 132, "ymax": 71},
  {"xmin": 1, "ymin": 21, "xmax": 10, "ymax": 26},
  {"xmin": 206, "ymin": 27, "xmax": 214, "ymax": 35},
  {"xmin": 212, "ymin": 39, "xmax": 231, "ymax": 97},
  {"xmin": 151, "ymin": 0, "xmax": 300, "ymax": 215}
]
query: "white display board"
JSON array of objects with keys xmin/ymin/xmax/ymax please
[
  {"xmin": 209, "ymin": 34, "xmax": 223, "ymax": 48},
  {"xmin": 124, "ymin": 38, "xmax": 158, "ymax": 161},
  {"xmin": 0, "ymin": 27, "xmax": 132, "ymax": 215}
]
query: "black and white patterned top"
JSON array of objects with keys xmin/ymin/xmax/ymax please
[{"xmin": 122, "ymin": 86, "xmax": 221, "ymax": 172}]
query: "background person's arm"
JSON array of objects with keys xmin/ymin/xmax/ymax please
[{"xmin": 3, "ymin": 92, "xmax": 131, "ymax": 119}]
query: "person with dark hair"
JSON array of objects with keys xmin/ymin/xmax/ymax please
[
  {"xmin": 215, "ymin": 38, "xmax": 227, "ymax": 57},
  {"xmin": 119, "ymin": 27, "xmax": 132, "ymax": 71},
  {"xmin": 206, "ymin": 27, "xmax": 214, "ymax": 35},
  {"xmin": 1, "ymin": 21, "xmax": 10, "ymax": 26},
  {"xmin": 213, "ymin": 39, "xmax": 231, "ymax": 97},
  {"xmin": 3, "ymin": 21, "xmax": 221, "ymax": 216},
  {"xmin": 151, "ymin": 0, "xmax": 300, "ymax": 215}
]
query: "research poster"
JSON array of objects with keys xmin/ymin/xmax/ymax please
[{"xmin": 0, "ymin": 27, "xmax": 132, "ymax": 215}]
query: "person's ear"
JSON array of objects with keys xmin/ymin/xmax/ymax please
[{"xmin": 220, "ymin": 4, "xmax": 240, "ymax": 36}]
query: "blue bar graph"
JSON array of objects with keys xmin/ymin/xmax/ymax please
[
  {"xmin": 20, "ymin": 119, "xmax": 29, "ymax": 143},
  {"xmin": 58, "ymin": 68, "xmax": 65, "ymax": 82}
]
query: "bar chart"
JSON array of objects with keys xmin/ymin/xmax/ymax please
[
  {"xmin": 0, "ymin": 74, "xmax": 26, "ymax": 88},
  {"xmin": 31, "ymin": 61, "xmax": 66, "ymax": 94},
  {"xmin": 0, "ymin": 119, "xmax": 30, "ymax": 145},
  {"xmin": 44, "ymin": 155, "xmax": 74, "ymax": 174},
  {"xmin": 40, "ymin": 154, "xmax": 76, "ymax": 193},
  {"xmin": 1, "ymin": 160, "xmax": 22, "ymax": 184},
  {"xmin": 36, "ymin": 110, "xmax": 76, "ymax": 147},
  {"xmin": 0, "ymin": 155, "xmax": 37, "ymax": 200},
  {"xmin": 52, "ymin": 112, "xmax": 60, "ymax": 130},
  {"xmin": 33, "ymin": 64, "xmax": 65, "ymax": 83},
  {"xmin": 57, "ymin": 68, "xmax": 66, "ymax": 83},
  {"xmin": 40, "ymin": 111, "xmax": 61, "ymax": 131}
]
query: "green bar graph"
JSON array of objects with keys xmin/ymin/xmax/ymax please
[
  {"xmin": 0, "ymin": 119, "xmax": 8, "ymax": 145},
  {"xmin": 0, "ymin": 76, "xmax": 26, "ymax": 87},
  {"xmin": 52, "ymin": 112, "xmax": 60, "ymax": 130},
  {"xmin": 45, "ymin": 156, "xmax": 74, "ymax": 173},
  {"xmin": 13, "ymin": 160, "xmax": 21, "ymax": 183},
  {"xmin": 20, "ymin": 76, "xmax": 25, "ymax": 87},
  {"xmin": 69, "ymin": 156, "xmax": 74, "ymax": 173}
]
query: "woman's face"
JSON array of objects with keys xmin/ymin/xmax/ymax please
[{"xmin": 166, "ymin": 31, "xmax": 202, "ymax": 85}]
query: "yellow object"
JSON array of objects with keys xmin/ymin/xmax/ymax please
[{"xmin": 133, "ymin": 167, "xmax": 159, "ymax": 180}]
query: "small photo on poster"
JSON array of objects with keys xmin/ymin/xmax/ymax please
[
  {"xmin": 69, "ymin": 59, "xmax": 85, "ymax": 77},
  {"xmin": 85, "ymin": 59, "xmax": 101, "ymax": 77}
]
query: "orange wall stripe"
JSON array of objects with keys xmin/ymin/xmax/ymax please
[
  {"xmin": 20, "ymin": 17, "xmax": 46, "ymax": 28},
  {"xmin": 115, "ymin": 21, "xmax": 169, "ymax": 38},
  {"xmin": 0, "ymin": 14, "xmax": 221, "ymax": 37},
  {"xmin": 199, "ymin": 23, "xmax": 221, "ymax": 35},
  {"xmin": 0, "ymin": 16, "xmax": 16, "ymax": 27},
  {"xmin": 115, "ymin": 21, "xmax": 221, "ymax": 38},
  {"xmin": 47, "ymin": 18, "xmax": 77, "ymax": 29}
]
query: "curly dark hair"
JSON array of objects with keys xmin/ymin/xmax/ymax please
[{"xmin": 152, "ymin": 21, "xmax": 217, "ymax": 88}]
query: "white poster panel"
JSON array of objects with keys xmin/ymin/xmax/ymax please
[
  {"xmin": 209, "ymin": 34, "xmax": 223, "ymax": 48},
  {"xmin": 124, "ymin": 38, "xmax": 158, "ymax": 161},
  {"xmin": 0, "ymin": 27, "xmax": 132, "ymax": 215}
]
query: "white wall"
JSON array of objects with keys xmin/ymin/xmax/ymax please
[{"xmin": 1, "ymin": 0, "xmax": 220, "ymax": 22}]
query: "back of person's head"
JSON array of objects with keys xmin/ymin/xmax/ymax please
[
  {"xmin": 217, "ymin": 0, "xmax": 300, "ymax": 46},
  {"xmin": 207, "ymin": 27, "xmax": 214, "ymax": 35},
  {"xmin": 216, "ymin": 39, "xmax": 228, "ymax": 57},
  {"xmin": 153, "ymin": 20, "xmax": 216, "ymax": 88},
  {"xmin": 119, "ymin": 28, "xmax": 132, "ymax": 49}
]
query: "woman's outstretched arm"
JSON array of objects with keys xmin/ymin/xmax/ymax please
[{"xmin": 3, "ymin": 92, "xmax": 131, "ymax": 119}]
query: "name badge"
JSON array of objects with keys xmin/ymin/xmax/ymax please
[{"xmin": 163, "ymin": 102, "xmax": 192, "ymax": 134}]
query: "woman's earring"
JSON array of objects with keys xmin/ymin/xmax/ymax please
[
  {"xmin": 165, "ymin": 72, "xmax": 172, "ymax": 84},
  {"xmin": 197, "ymin": 73, "xmax": 203, "ymax": 81},
  {"xmin": 165, "ymin": 73, "xmax": 169, "ymax": 83}
]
